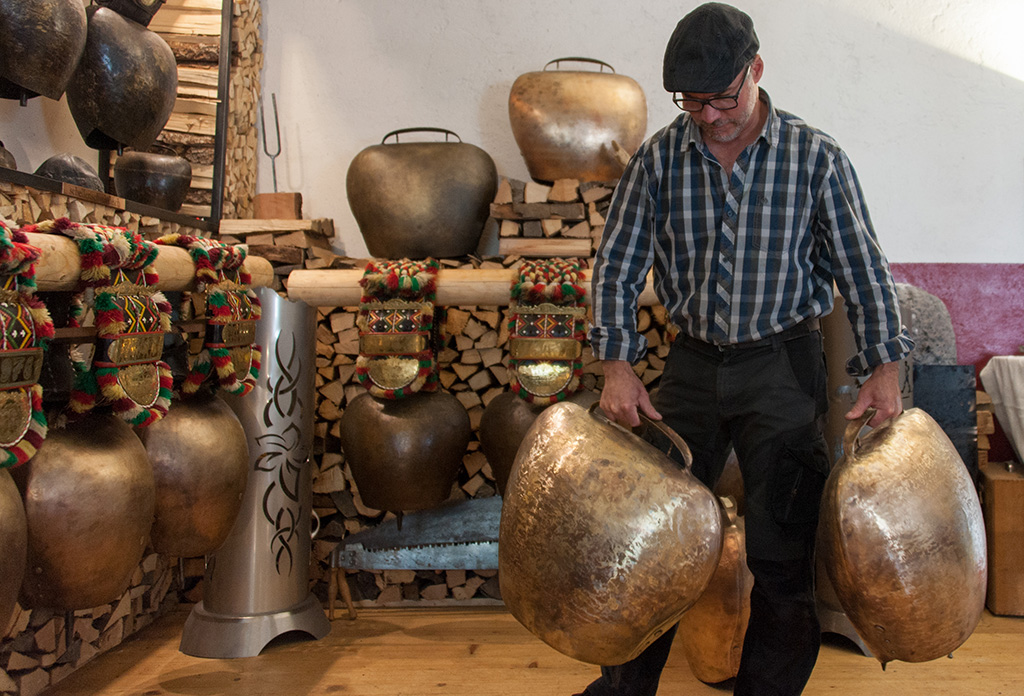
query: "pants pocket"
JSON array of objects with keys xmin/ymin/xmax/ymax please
[{"xmin": 769, "ymin": 426, "xmax": 829, "ymax": 526}]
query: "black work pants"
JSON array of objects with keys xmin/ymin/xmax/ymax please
[{"xmin": 582, "ymin": 329, "xmax": 829, "ymax": 696}]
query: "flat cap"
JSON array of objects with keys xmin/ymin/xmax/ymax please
[{"xmin": 663, "ymin": 3, "xmax": 759, "ymax": 93}]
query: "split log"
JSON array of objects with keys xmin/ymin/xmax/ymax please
[
  {"xmin": 498, "ymin": 238, "xmax": 591, "ymax": 258},
  {"xmin": 220, "ymin": 218, "xmax": 334, "ymax": 237}
]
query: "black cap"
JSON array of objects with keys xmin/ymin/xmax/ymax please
[{"xmin": 663, "ymin": 3, "xmax": 759, "ymax": 93}]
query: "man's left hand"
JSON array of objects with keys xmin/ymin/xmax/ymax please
[{"xmin": 845, "ymin": 361, "xmax": 903, "ymax": 427}]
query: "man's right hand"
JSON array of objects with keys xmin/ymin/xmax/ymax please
[{"xmin": 599, "ymin": 360, "xmax": 662, "ymax": 428}]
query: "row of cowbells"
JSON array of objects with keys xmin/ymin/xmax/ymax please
[
  {"xmin": 339, "ymin": 387, "xmax": 600, "ymax": 519},
  {"xmin": 0, "ymin": 391, "xmax": 248, "ymax": 628},
  {"xmin": 345, "ymin": 59, "xmax": 647, "ymax": 262},
  {"xmin": 498, "ymin": 401, "xmax": 987, "ymax": 672},
  {"xmin": 0, "ymin": 1, "xmax": 176, "ymax": 151}
]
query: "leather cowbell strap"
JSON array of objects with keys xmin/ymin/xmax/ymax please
[
  {"xmin": 507, "ymin": 258, "xmax": 588, "ymax": 404},
  {"xmin": 155, "ymin": 233, "xmax": 262, "ymax": 397},
  {"xmin": 0, "ymin": 219, "xmax": 52, "ymax": 467}
]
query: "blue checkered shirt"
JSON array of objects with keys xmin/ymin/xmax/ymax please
[{"xmin": 590, "ymin": 91, "xmax": 914, "ymax": 377}]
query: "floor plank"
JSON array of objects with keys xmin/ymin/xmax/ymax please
[{"xmin": 44, "ymin": 605, "xmax": 1024, "ymax": 695}]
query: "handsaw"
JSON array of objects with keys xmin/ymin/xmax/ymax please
[{"xmin": 331, "ymin": 495, "xmax": 501, "ymax": 570}]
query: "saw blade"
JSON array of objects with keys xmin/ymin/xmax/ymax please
[
  {"xmin": 333, "ymin": 540, "xmax": 499, "ymax": 570},
  {"xmin": 337, "ymin": 495, "xmax": 502, "ymax": 552},
  {"xmin": 329, "ymin": 496, "xmax": 503, "ymax": 570}
]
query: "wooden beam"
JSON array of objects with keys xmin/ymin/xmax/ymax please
[
  {"xmin": 24, "ymin": 232, "xmax": 274, "ymax": 292},
  {"xmin": 285, "ymin": 267, "xmax": 658, "ymax": 307},
  {"xmin": 498, "ymin": 238, "xmax": 592, "ymax": 258},
  {"xmin": 219, "ymin": 218, "xmax": 334, "ymax": 237},
  {"xmin": 149, "ymin": 8, "xmax": 223, "ymax": 36}
]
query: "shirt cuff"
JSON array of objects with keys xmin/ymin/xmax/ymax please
[
  {"xmin": 589, "ymin": 326, "xmax": 648, "ymax": 364},
  {"xmin": 844, "ymin": 330, "xmax": 916, "ymax": 377}
]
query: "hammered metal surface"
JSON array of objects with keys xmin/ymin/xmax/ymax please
[
  {"xmin": 347, "ymin": 139, "xmax": 497, "ymax": 259},
  {"xmin": 341, "ymin": 390, "xmax": 471, "ymax": 513},
  {"xmin": 499, "ymin": 402, "xmax": 722, "ymax": 665},
  {"xmin": 479, "ymin": 390, "xmax": 598, "ymax": 495},
  {"xmin": 12, "ymin": 414, "xmax": 155, "ymax": 610},
  {"xmin": 66, "ymin": 7, "xmax": 177, "ymax": 150},
  {"xmin": 0, "ymin": 0, "xmax": 87, "ymax": 100},
  {"xmin": 139, "ymin": 391, "xmax": 249, "ymax": 558},
  {"xmin": 508, "ymin": 66, "xmax": 647, "ymax": 183},
  {"xmin": 818, "ymin": 407, "xmax": 987, "ymax": 666},
  {"xmin": 0, "ymin": 469, "xmax": 27, "ymax": 632},
  {"xmin": 676, "ymin": 498, "xmax": 752, "ymax": 684}
]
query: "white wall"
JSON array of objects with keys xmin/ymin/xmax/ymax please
[{"xmin": 4, "ymin": 0, "xmax": 1023, "ymax": 263}]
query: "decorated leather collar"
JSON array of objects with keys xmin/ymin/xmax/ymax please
[
  {"xmin": 0, "ymin": 220, "xmax": 53, "ymax": 468},
  {"xmin": 28, "ymin": 218, "xmax": 173, "ymax": 428},
  {"xmin": 508, "ymin": 258, "xmax": 588, "ymax": 403},
  {"xmin": 155, "ymin": 234, "xmax": 262, "ymax": 397},
  {"xmin": 355, "ymin": 258, "xmax": 440, "ymax": 399}
]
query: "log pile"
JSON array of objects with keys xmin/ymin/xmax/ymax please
[
  {"xmin": 222, "ymin": 0, "xmax": 263, "ymax": 220},
  {"xmin": 0, "ymin": 180, "xmax": 205, "ymax": 240},
  {"xmin": 219, "ymin": 218, "xmax": 339, "ymax": 291},
  {"xmin": 0, "ymin": 553, "xmax": 175, "ymax": 696},
  {"xmin": 491, "ymin": 176, "xmax": 615, "ymax": 258},
  {"xmin": 305, "ymin": 256, "xmax": 673, "ymax": 606},
  {"xmin": 142, "ymin": 0, "xmax": 262, "ymax": 219}
]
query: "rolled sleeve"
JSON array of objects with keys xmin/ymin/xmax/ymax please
[
  {"xmin": 589, "ymin": 152, "xmax": 655, "ymax": 363},
  {"xmin": 818, "ymin": 150, "xmax": 915, "ymax": 376}
]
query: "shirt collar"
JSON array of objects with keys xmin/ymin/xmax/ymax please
[{"xmin": 680, "ymin": 87, "xmax": 779, "ymax": 150}]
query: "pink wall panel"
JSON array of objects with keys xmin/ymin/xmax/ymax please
[{"xmin": 891, "ymin": 263, "xmax": 1024, "ymax": 462}]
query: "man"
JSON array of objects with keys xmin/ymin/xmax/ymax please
[{"xmin": 581, "ymin": 3, "xmax": 914, "ymax": 696}]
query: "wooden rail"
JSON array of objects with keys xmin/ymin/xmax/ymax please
[
  {"xmin": 285, "ymin": 268, "xmax": 659, "ymax": 307},
  {"xmin": 24, "ymin": 232, "xmax": 275, "ymax": 292}
]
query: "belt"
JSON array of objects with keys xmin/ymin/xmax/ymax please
[{"xmin": 678, "ymin": 317, "xmax": 821, "ymax": 357}]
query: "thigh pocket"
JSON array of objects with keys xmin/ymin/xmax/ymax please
[{"xmin": 769, "ymin": 425, "xmax": 830, "ymax": 526}]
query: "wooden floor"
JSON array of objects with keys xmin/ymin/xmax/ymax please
[{"xmin": 44, "ymin": 605, "xmax": 1024, "ymax": 696}]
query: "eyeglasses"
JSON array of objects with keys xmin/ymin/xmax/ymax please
[{"xmin": 672, "ymin": 67, "xmax": 751, "ymax": 113}]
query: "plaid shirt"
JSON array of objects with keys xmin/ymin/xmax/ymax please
[{"xmin": 590, "ymin": 90, "xmax": 913, "ymax": 376}]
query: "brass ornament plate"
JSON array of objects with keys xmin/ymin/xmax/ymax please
[
  {"xmin": 104, "ymin": 333, "xmax": 164, "ymax": 366},
  {"xmin": 0, "ymin": 349, "xmax": 44, "ymax": 390},
  {"xmin": 229, "ymin": 346, "xmax": 254, "ymax": 382},
  {"xmin": 220, "ymin": 320, "xmax": 256, "ymax": 348},
  {"xmin": 359, "ymin": 333, "xmax": 427, "ymax": 356},
  {"xmin": 513, "ymin": 361, "xmax": 574, "ymax": 397},
  {"xmin": 366, "ymin": 356, "xmax": 422, "ymax": 391},
  {"xmin": 509, "ymin": 337, "xmax": 582, "ymax": 361},
  {"xmin": 0, "ymin": 388, "xmax": 32, "ymax": 448},
  {"xmin": 117, "ymin": 363, "xmax": 160, "ymax": 408}
]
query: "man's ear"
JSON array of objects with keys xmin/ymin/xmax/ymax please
[{"xmin": 751, "ymin": 54, "xmax": 765, "ymax": 83}]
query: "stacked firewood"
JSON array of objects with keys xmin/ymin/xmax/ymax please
[
  {"xmin": 0, "ymin": 180, "xmax": 205, "ymax": 239},
  {"xmin": 222, "ymin": 0, "xmax": 263, "ymax": 219},
  {"xmin": 492, "ymin": 176, "xmax": 615, "ymax": 258},
  {"xmin": 305, "ymin": 255, "xmax": 673, "ymax": 606},
  {"xmin": 0, "ymin": 553, "xmax": 175, "ymax": 696},
  {"xmin": 219, "ymin": 218, "xmax": 338, "ymax": 291},
  {"xmin": 147, "ymin": 0, "xmax": 263, "ymax": 219}
]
